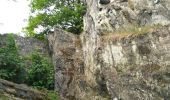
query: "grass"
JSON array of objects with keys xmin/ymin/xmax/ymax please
[
  {"xmin": 34, "ymin": 87, "xmax": 59, "ymax": 100},
  {"xmin": 47, "ymin": 91, "xmax": 59, "ymax": 100},
  {"xmin": 38, "ymin": 89, "xmax": 59, "ymax": 100},
  {"xmin": 0, "ymin": 94, "xmax": 19, "ymax": 100},
  {"xmin": 101, "ymin": 24, "xmax": 160, "ymax": 42},
  {"xmin": 0, "ymin": 94, "xmax": 9, "ymax": 100}
]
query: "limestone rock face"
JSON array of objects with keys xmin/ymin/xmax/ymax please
[
  {"xmin": 84, "ymin": 0, "xmax": 170, "ymax": 34},
  {"xmin": 48, "ymin": 29, "xmax": 85, "ymax": 100},
  {"xmin": 80, "ymin": 0, "xmax": 170, "ymax": 99},
  {"xmin": 14, "ymin": 35, "xmax": 48, "ymax": 55},
  {"xmin": 47, "ymin": 0, "xmax": 170, "ymax": 100}
]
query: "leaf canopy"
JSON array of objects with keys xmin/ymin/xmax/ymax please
[{"xmin": 24, "ymin": 0, "xmax": 86, "ymax": 37}]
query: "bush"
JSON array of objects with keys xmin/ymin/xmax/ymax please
[
  {"xmin": 46, "ymin": 91, "xmax": 59, "ymax": 100},
  {"xmin": 26, "ymin": 52, "xmax": 54, "ymax": 90},
  {"xmin": 0, "ymin": 34, "xmax": 26, "ymax": 83},
  {"xmin": 0, "ymin": 34, "xmax": 54, "ymax": 90}
]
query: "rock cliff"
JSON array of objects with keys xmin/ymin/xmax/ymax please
[
  {"xmin": 1, "ymin": 0, "xmax": 169, "ymax": 99},
  {"xmin": 48, "ymin": 0, "xmax": 170, "ymax": 100},
  {"xmin": 48, "ymin": 29, "xmax": 85, "ymax": 100}
]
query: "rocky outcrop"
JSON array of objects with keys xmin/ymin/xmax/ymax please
[
  {"xmin": 0, "ymin": 79, "xmax": 46, "ymax": 100},
  {"xmin": 48, "ymin": 29, "xmax": 84, "ymax": 100},
  {"xmin": 1, "ymin": 0, "xmax": 169, "ymax": 99},
  {"xmin": 0, "ymin": 2, "xmax": 169, "ymax": 100},
  {"xmin": 80, "ymin": 0, "xmax": 170, "ymax": 99},
  {"xmin": 83, "ymin": 0, "xmax": 170, "ymax": 34},
  {"xmin": 82, "ymin": 26, "xmax": 170, "ymax": 100},
  {"xmin": 14, "ymin": 35, "xmax": 48, "ymax": 56},
  {"xmin": 48, "ymin": 0, "xmax": 170, "ymax": 100}
]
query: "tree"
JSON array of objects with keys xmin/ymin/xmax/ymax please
[{"xmin": 24, "ymin": 0, "xmax": 86, "ymax": 37}]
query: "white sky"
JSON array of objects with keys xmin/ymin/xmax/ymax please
[{"xmin": 0, "ymin": 0, "xmax": 30, "ymax": 35}]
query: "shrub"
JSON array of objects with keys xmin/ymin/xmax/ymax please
[
  {"xmin": 46, "ymin": 91, "xmax": 59, "ymax": 100},
  {"xmin": 26, "ymin": 52, "xmax": 54, "ymax": 90},
  {"xmin": 0, "ymin": 34, "xmax": 26, "ymax": 83},
  {"xmin": 0, "ymin": 34, "xmax": 55, "ymax": 90}
]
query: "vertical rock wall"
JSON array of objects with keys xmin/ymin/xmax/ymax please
[
  {"xmin": 48, "ymin": 29, "xmax": 85, "ymax": 100},
  {"xmin": 80, "ymin": 0, "xmax": 170, "ymax": 99},
  {"xmin": 48, "ymin": 0, "xmax": 170, "ymax": 99}
]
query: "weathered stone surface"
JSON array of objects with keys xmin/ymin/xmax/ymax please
[
  {"xmin": 79, "ymin": 0, "xmax": 170, "ymax": 99},
  {"xmin": 97, "ymin": 26, "xmax": 170, "ymax": 100},
  {"xmin": 41, "ymin": 0, "xmax": 170, "ymax": 99},
  {"xmin": 84, "ymin": 0, "xmax": 170, "ymax": 34},
  {"xmin": 48, "ymin": 28, "xmax": 85, "ymax": 100},
  {"xmin": 1, "ymin": 1, "xmax": 170, "ymax": 100},
  {"xmin": 80, "ymin": 26, "xmax": 170, "ymax": 99},
  {"xmin": 0, "ymin": 79, "xmax": 46, "ymax": 100},
  {"xmin": 14, "ymin": 35, "xmax": 48, "ymax": 56},
  {"xmin": 0, "ymin": 34, "xmax": 48, "ymax": 56}
]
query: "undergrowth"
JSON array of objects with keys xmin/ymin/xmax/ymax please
[
  {"xmin": 0, "ymin": 34, "xmax": 26, "ymax": 83},
  {"xmin": 0, "ymin": 34, "xmax": 54, "ymax": 90}
]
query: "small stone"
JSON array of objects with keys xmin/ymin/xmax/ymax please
[{"xmin": 99, "ymin": 0, "xmax": 110, "ymax": 4}]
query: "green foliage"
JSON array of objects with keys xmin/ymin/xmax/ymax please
[
  {"xmin": 0, "ymin": 34, "xmax": 26, "ymax": 83},
  {"xmin": 26, "ymin": 52, "xmax": 54, "ymax": 90},
  {"xmin": 0, "ymin": 34, "xmax": 54, "ymax": 90},
  {"xmin": 0, "ymin": 94, "xmax": 9, "ymax": 100},
  {"xmin": 24, "ymin": 0, "xmax": 86, "ymax": 37},
  {"xmin": 47, "ymin": 91, "xmax": 59, "ymax": 100}
]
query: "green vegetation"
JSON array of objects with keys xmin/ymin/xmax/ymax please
[
  {"xmin": 0, "ymin": 94, "xmax": 9, "ymax": 100},
  {"xmin": 24, "ymin": 0, "xmax": 86, "ymax": 37},
  {"xmin": 0, "ymin": 34, "xmax": 54, "ymax": 90},
  {"xmin": 26, "ymin": 52, "xmax": 54, "ymax": 90},
  {"xmin": 46, "ymin": 91, "xmax": 59, "ymax": 100},
  {"xmin": 0, "ymin": 34, "xmax": 26, "ymax": 83}
]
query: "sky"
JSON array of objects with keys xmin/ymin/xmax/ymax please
[{"xmin": 0, "ymin": 0, "xmax": 30, "ymax": 35}]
